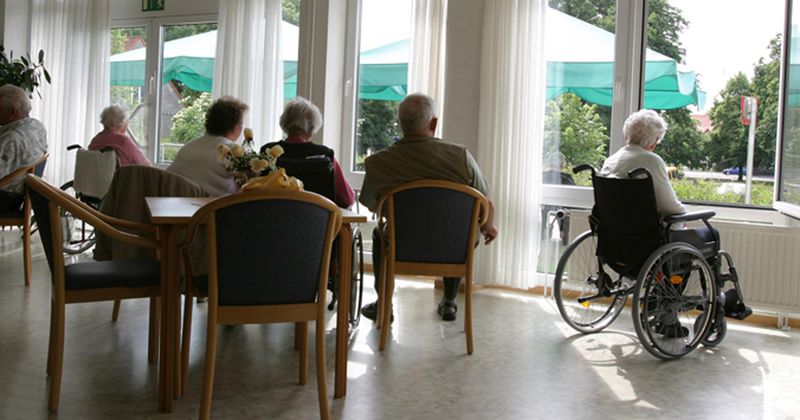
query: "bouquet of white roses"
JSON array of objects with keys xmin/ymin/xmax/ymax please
[{"xmin": 216, "ymin": 128, "xmax": 285, "ymax": 186}]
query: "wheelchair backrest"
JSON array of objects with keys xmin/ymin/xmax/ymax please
[
  {"xmin": 73, "ymin": 148, "xmax": 117, "ymax": 200},
  {"xmin": 277, "ymin": 157, "xmax": 335, "ymax": 202},
  {"xmin": 591, "ymin": 170, "xmax": 664, "ymax": 276}
]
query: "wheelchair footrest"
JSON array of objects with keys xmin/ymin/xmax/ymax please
[{"xmin": 725, "ymin": 304, "xmax": 753, "ymax": 320}]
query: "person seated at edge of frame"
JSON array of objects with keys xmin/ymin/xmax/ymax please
[
  {"xmin": 261, "ymin": 96, "xmax": 355, "ymax": 208},
  {"xmin": 358, "ymin": 92, "xmax": 498, "ymax": 322},
  {"xmin": 0, "ymin": 84, "xmax": 47, "ymax": 213},
  {"xmin": 88, "ymin": 104, "xmax": 150, "ymax": 166},
  {"xmin": 168, "ymin": 96, "xmax": 248, "ymax": 197}
]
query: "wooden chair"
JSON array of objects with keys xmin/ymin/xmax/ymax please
[
  {"xmin": 0, "ymin": 153, "xmax": 48, "ymax": 286},
  {"xmin": 25, "ymin": 174, "xmax": 161, "ymax": 411},
  {"xmin": 178, "ymin": 189, "xmax": 341, "ymax": 420},
  {"xmin": 375, "ymin": 180, "xmax": 488, "ymax": 354}
]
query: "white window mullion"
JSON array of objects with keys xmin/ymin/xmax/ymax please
[{"xmin": 610, "ymin": 0, "xmax": 648, "ymax": 153}]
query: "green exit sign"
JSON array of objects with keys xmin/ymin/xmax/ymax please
[{"xmin": 142, "ymin": 0, "xmax": 164, "ymax": 12}]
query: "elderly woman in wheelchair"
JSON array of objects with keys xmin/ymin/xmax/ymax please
[{"xmin": 553, "ymin": 110, "xmax": 751, "ymax": 360}]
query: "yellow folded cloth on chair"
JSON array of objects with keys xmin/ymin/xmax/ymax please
[{"xmin": 240, "ymin": 168, "xmax": 304, "ymax": 192}]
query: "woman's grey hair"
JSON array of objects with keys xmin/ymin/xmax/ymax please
[
  {"xmin": 279, "ymin": 97, "xmax": 323, "ymax": 135},
  {"xmin": 623, "ymin": 109, "xmax": 668, "ymax": 149},
  {"xmin": 0, "ymin": 84, "xmax": 32, "ymax": 116},
  {"xmin": 398, "ymin": 93, "xmax": 437, "ymax": 135},
  {"xmin": 100, "ymin": 105, "xmax": 128, "ymax": 129}
]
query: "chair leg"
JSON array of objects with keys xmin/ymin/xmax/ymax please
[
  {"xmin": 315, "ymin": 317, "xmax": 330, "ymax": 420},
  {"xmin": 46, "ymin": 299, "xmax": 56, "ymax": 376},
  {"xmin": 111, "ymin": 299, "xmax": 121, "ymax": 322},
  {"xmin": 48, "ymin": 299, "xmax": 65, "ymax": 411},
  {"xmin": 465, "ymin": 276, "xmax": 473, "ymax": 355},
  {"xmin": 199, "ymin": 319, "xmax": 218, "ymax": 420},
  {"xmin": 148, "ymin": 297, "xmax": 159, "ymax": 364},
  {"xmin": 379, "ymin": 267, "xmax": 394, "ymax": 351},
  {"xmin": 298, "ymin": 321, "xmax": 308, "ymax": 385},
  {"xmin": 376, "ymin": 254, "xmax": 387, "ymax": 329},
  {"xmin": 294, "ymin": 322, "xmax": 302, "ymax": 351},
  {"xmin": 181, "ymin": 293, "xmax": 194, "ymax": 392},
  {"xmin": 23, "ymin": 217, "xmax": 31, "ymax": 287}
]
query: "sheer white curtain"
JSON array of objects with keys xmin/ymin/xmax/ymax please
[
  {"xmin": 213, "ymin": 0, "xmax": 284, "ymax": 145},
  {"xmin": 408, "ymin": 0, "xmax": 447, "ymax": 136},
  {"xmin": 475, "ymin": 0, "xmax": 546, "ymax": 289},
  {"xmin": 29, "ymin": 0, "xmax": 110, "ymax": 186}
]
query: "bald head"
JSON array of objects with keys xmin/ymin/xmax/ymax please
[
  {"xmin": 398, "ymin": 93, "xmax": 438, "ymax": 136},
  {"xmin": 0, "ymin": 84, "xmax": 31, "ymax": 125}
]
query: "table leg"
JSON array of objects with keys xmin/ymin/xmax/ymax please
[
  {"xmin": 158, "ymin": 224, "xmax": 178, "ymax": 412},
  {"xmin": 334, "ymin": 224, "xmax": 353, "ymax": 399}
]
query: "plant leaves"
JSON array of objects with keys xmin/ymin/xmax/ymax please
[
  {"xmin": 44, "ymin": 69, "xmax": 51, "ymax": 84},
  {"xmin": 37, "ymin": 49, "xmax": 44, "ymax": 63}
]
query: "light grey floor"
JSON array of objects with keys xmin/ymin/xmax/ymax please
[{"xmin": 1, "ymin": 228, "xmax": 799, "ymax": 419}]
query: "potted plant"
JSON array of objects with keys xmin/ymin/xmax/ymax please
[{"xmin": 0, "ymin": 46, "xmax": 51, "ymax": 98}]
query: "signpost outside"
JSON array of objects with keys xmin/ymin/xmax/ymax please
[{"xmin": 741, "ymin": 96, "xmax": 758, "ymax": 204}]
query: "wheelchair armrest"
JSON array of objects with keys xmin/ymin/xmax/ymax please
[{"xmin": 664, "ymin": 210, "xmax": 715, "ymax": 224}]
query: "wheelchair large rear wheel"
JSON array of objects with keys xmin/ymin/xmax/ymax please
[
  {"xmin": 554, "ymin": 230, "xmax": 628, "ymax": 334},
  {"xmin": 633, "ymin": 242, "xmax": 717, "ymax": 360},
  {"xmin": 348, "ymin": 229, "xmax": 364, "ymax": 333},
  {"xmin": 59, "ymin": 181, "xmax": 96, "ymax": 254}
]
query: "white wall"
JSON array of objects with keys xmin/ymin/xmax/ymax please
[
  {"xmin": 441, "ymin": 0, "xmax": 484, "ymax": 155},
  {"xmin": 110, "ymin": 0, "xmax": 218, "ymax": 21},
  {"xmin": 0, "ymin": 0, "xmax": 30, "ymax": 54}
]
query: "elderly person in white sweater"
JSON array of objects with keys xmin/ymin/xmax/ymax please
[
  {"xmin": 600, "ymin": 109, "xmax": 685, "ymax": 217},
  {"xmin": 167, "ymin": 96, "xmax": 248, "ymax": 196}
]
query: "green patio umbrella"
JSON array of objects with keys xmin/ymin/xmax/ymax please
[{"xmin": 110, "ymin": 8, "xmax": 705, "ymax": 110}]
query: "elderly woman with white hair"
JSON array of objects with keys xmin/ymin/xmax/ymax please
[
  {"xmin": 600, "ymin": 109, "xmax": 686, "ymax": 217},
  {"xmin": 88, "ymin": 104, "xmax": 150, "ymax": 166},
  {"xmin": 260, "ymin": 96, "xmax": 355, "ymax": 208}
]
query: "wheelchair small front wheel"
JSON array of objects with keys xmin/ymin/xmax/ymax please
[
  {"xmin": 60, "ymin": 181, "xmax": 96, "ymax": 254},
  {"xmin": 694, "ymin": 309, "xmax": 727, "ymax": 347},
  {"xmin": 554, "ymin": 230, "xmax": 628, "ymax": 334},
  {"xmin": 633, "ymin": 242, "xmax": 717, "ymax": 360}
]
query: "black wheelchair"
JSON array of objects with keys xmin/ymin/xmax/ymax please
[
  {"xmin": 553, "ymin": 165, "xmax": 752, "ymax": 359},
  {"xmin": 277, "ymin": 156, "xmax": 365, "ymax": 333}
]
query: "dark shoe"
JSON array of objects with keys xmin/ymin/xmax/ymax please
[
  {"xmin": 437, "ymin": 299, "xmax": 458, "ymax": 322},
  {"xmin": 656, "ymin": 321, "xmax": 689, "ymax": 338},
  {"xmin": 360, "ymin": 301, "xmax": 393, "ymax": 323}
]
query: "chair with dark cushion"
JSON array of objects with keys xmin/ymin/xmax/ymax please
[
  {"xmin": 0, "ymin": 153, "xmax": 48, "ymax": 286},
  {"xmin": 178, "ymin": 189, "xmax": 341, "ymax": 420},
  {"xmin": 375, "ymin": 180, "xmax": 489, "ymax": 354},
  {"xmin": 25, "ymin": 174, "xmax": 161, "ymax": 411}
]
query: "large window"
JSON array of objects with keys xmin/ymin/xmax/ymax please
[
  {"xmin": 778, "ymin": 0, "xmax": 800, "ymax": 216},
  {"xmin": 543, "ymin": 2, "xmax": 617, "ymax": 187},
  {"xmin": 646, "ymin": 0, "xmax": 783, "ymax": 207}
]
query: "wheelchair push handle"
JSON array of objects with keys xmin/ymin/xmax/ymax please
[{"xmin": 572, "ymin": 164, "xmax": 596, "ymax": 176}]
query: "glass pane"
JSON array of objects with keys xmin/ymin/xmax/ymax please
[
  {"xmin": 646, "ymin": 0, "xmax": 783, "ymax": 207},
  {"xmin": 157, "ymin": 23, "xmax": 218, "ymax": 163},
  {"xmin": 351, "ymin": 0, "xmax": 411, "ymax": 171},
  {"xmin": 110, "ymin": 26, "xmax": 148, "ymax": 151},
  {"xmin": 780, "ymin": 2, "xmax": 800, "ymax": 207},
  {"xmin": 543, "ymin": 2, "xmax": 616, "ymax": 186},
  {"xmin": 283, "ymin": 0, "xmax": 300, "ymax": 102}
]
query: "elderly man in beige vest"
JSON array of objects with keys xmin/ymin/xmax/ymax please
[{"xmin": 359, "ymin": 93, "xmax": 497, "ymax": 322}]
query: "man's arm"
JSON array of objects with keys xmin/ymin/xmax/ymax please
[{"xmin": 481, "ymin": 197, "xmax": 498, "ymax": 244}]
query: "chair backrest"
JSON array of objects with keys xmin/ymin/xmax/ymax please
[
  {"xmin": 188, "ymin": 190, "xmax": 341, "ymax": 306},
  {"xmin": 26, "ymin": 174, "xmax": 160, "ymax": 284},
  {"xmin": 378, "ymin": 180, "xmax": 488, "ymax": 265},
  {"xmin": 591, "ymin": 170, "xmax": 664, "ymax": 276},
  {"xmin": 277, "ymin": 157, "xmax": 335, "ymax": 202},
  {"xmin": 73, "ymin": 148, "xmax": 117, "ymax": 199},
  {"xmin": 95, "ymin": 165, "xmax": 207, "ymax": 260}
]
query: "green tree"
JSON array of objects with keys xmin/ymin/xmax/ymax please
[
  {"xmin": 751, "ymin": 34, "xmax": 781, "ymax": 173},
  {"xmin": 707, "ymin": 73, "xmax": 751, "ymax": 179},
  {"xmin": 659, "ymin": 109, "xmax": 708, "ymax": 168},
  {"xmin": 171, "ymin": 92, "xmax": 212, "ymax": 144},
  {"xmin": 544, "ymin": 93, "xmax": 608, "ymax": 169},
  {"xmin": 283, "ymin": 0, "xmax": 300, "ymax": 26},
  {"xmin": 356, "ymin": 100, "xmax": 400, "ymax": 160}
]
